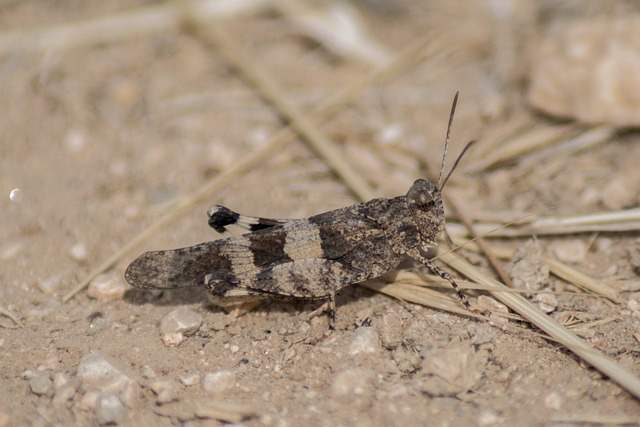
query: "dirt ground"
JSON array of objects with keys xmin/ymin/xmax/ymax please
[{"xmin": 2, "ymin": 1, "xmax": 640, "ymax": 426}]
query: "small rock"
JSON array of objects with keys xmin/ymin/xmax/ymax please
[
  {"xmin": 416, "ymin": 344, "xmax": 481, "ymax": 397},
  {"xmin": 378, "ymin": 311, "xmax": 403, "ymax": 349},
  {"xmin": 601, "ymin": 176, "xmax": 638, "ymax": 210},
  {"xmin": 528, "ymin": 17, "xmax": 640, "ymax": 126},
  {"xmin": 29, "ymin": 374, "xmax": 53, "ymax": 397},
  {"xmin": 510, "ymin": 239, "xmax": 549, "ymax": 292},
  {"xmin": 150, "ymin": 379, "xmax": 178, "ymax": 405},
  {"xmin": 281, "ymin": 347, "xmax": 296, "ymax": 364},
  {"xmin": 161, "ymin": 332, "xmax": 185, "ymax": 348},
  {"xmin": 160, "ymin": 307, "xmax": 203, "ymax": 336},
  {"xmin": 52, "ymin": 372, "xmax": 70, "ymax": 389},
  {"xmin": 37, "ymin": 355, "xmax": 61, "ymax": 371},
  {"xmin": 544, "ymin": 390, "xmax": 563, "ymax": 410},
  {"xmin": 52, "ymin": 384, "xmax": 76, "ymax": 406},
  {"xmin": 331, "ymin": 368, "xmax": 375, "ymax": 398},
  {"xmin": 95, "ymin": 394, "xmax": 127, "ymax": 425},
  {"xmin": 203, "ymin": 370, "xmax": 236, "ymax": 394},
  {"xmin": 21, "ymin": 369, "xmax": 37, "ymax": 380},
  {"xmin": 533, "ymin": 293, "xmax": 558, "ymax": 314},
  {"xmin": 87, "ymin": 273, "xmax": 127, "ymax": 300},
  {"xmin": 179, "ymin": 373, "xmax": 200, "ymax": 387},
  {"xmin": 139, "ymin": 365, "xmax": 156, "ymax": 379},
  {"xmin": 552, "ymin": 240, "xmax": 587, "ymax": 264},
  {"xmin": 69, "ymin": 242, "xmax": 88, "ymax": 262},
  {"xmin": 348, "ymin": 327, "xmax": 380, "ymax": 356},
  {"xmin": 478, "ymin": 410, "xmax": 501, "ymax": 427},
  {"xmin": 77, "ymin": 351, "xmax": 141, "ymax": 407},
  {"xmin": 38, "ymin": 275, "xmax": 62, "ymax": 294}
]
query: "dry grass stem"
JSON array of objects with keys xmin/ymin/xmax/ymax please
[
  {"xmin": 276, "ymin": 0, "xmax": 392, "ymax": 66},
  {"xmin": 0, "ymin": 0, "xmax": 272, "ymax": 57},
  {"xmin": 465, "ymin": 124, "xmax": 579, "ymax": 173},
  {"xmin": 447, "ymin": 208, "xmax": 640, "ymax": 237}
]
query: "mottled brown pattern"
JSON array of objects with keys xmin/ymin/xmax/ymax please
[{"xmin": 125, "ymin": 179, "xmax": 452, "ymax": 316}]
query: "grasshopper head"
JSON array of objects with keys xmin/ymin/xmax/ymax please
[{"xmin": 406, "ymin": 178, "xmax": 445, "ymax": 246}]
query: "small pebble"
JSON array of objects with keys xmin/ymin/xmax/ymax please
[
  {"xmin": 77, "ymin": 351, "xmax": 140, "ymax": 407},
  {"xmin": 552, "ymin": 240, "xmax": 587, "ymax": 264},
  {"xmin": 478, "ymin": 410, "xmax": 501, "ymax": 427},
  {"xmin": 95, "ymin": 394, "xmax": 127, "ymax": 425},
  {"xmin": 52, "ymin": 372, "xmax": 70, "ymax": 389},
  {"xmin": 533, "ymin": 293, "xmax": 558, "ymax": 314},
  {"xmin": 37, "ymin": 275, "xmax": 62, "ymax": 294},
  {"xmin": 544, "ymin": 391, "xmax": 563, "ymax": 410},
  {"xmin": 160, "ymin": 307, "xmax": 203, "ymax": 336},
  {"xmin": 203, "ymin": 370, "xmax": 236, "ymax": 394},
  {"xmin": 281, "ymin": 347, "xmax": 296, "ymax": 363},
  {"xmin": 87, "ymin": 273, "xmax": 127, "ymax": 300},
  {"xmin": 37, "ymin": 355, "xmax": 60, "ymax": 371},
  {"xmin": 29, "ymin": 374, "xmax": 53, "ymax": 397},
  {"xmin": 140, "ymin": 365, "xmax": 157, "ymax": 379},
  {"xmin": 150, "ymin": 380, "xmax": 178, "ymax": 405},
  {"xmin": 510, "ymin": 239, "xmax": 549, "ymax": 292},
  {"xmin": 179, "ymin": 373, "xmax": 200, "ymax": 387},
  {"xmin": 416, "ymin": 344, "xmax": 481, "ymax": 397},
  {"xmin": 52, "ymin": 384, "xmax": 76, "ymax": 406},
  {"xmin": 161, "ymin": 332, "xmax": 185, "ymax": 348},
  {"xmin": 69, "ymin": 242, "xmax": 88, "ymax": 262},
  {"xmin": 348, "ymin": 327, "xmax": 380, "ymax": 356},
  {"xmin": 378, "ymin": 311, "xmax": 403, "ymax": 349}
]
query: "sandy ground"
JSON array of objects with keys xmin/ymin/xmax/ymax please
[{"xmin": 2, "ymin": 1, "xmax": 640, "ymax": 426}]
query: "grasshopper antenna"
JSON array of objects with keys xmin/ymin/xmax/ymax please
[
  {"xmin": 437, "ymin": 91, "xmax": 458, "ymax": 189},
  {"xmin": 437, "ymin": 92, "xmax": 475, "ymax": 191}
]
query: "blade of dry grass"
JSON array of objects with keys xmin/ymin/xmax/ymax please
[
  {"xmin": 439, "ymin": 250, "xmax": 640, "ymax": 400},
  {"xmin": 0, "ymin": 0, "xmax": 273, "ymax": 57},
  {"xmin": 447, "ymin": 208, "xmax": 640, "ymax": 236},
  {"xmin": 464, "ymin": 124, "xmax": 579, "ymax": 173}
]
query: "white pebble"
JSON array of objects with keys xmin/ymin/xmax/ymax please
[
  {"xmin": 87, "ymin": 273, "xmax": 127, "ymax": 300},
  {"xmin": 544, "ymin": 391, "xmax": 563, "ymax": 410},
  {"xmin": 139, "ymin": 365, "xmax": 156, "ymax": 379},
  {"xmin": 552, "ymin": 240, "xmax": 587, "ymax": 263},
  {"xmin": 77, "ymin": 351, "xmax": 140, "ymax": 407},
  {"xmin": 69, "ymin": 242, "xmax": 88, "ymax": 262},
  {"xmin": 349, "ymin": 327, "xmax": 380, "ymax": 356},
  {"xmin": 160, "ymin": 307, "xmax": 203, "ymax": 336},
  {"xmin": 38, "ymin": 275, "xmax": 62, "ymax": 294},
  {"xmin": 161, "ymin": 332, "xmax": 185, "ymax": 348},
  {"xmin": 203, "ymin": 370, "xmax": 236, "ymax": 394},
  {"xmin": 52, "ymin": 384, "xmax": 76, "ymax": 406},
  {"xmin": 95, "ymin": 394, "xmax": 127, "ymax": 425},
  {"xmin": 533, "ymin": 293, "xmax": 558, "ymax": 313},
  {"xmin": 179, "ymin": 373, "xmax": 200, "ymax": 387},
  {"xmin": 150, "ymin": 379, "xmax": 178, "ymax": 404}
]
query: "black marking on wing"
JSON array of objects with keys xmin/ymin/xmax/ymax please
[
  {"xmin": 208, "ymin": 205, "xmax": 290, "ymax": 234},
  {"xmin": 207, "ymin": 206, "xmax": 240, "ymax": 233}
]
